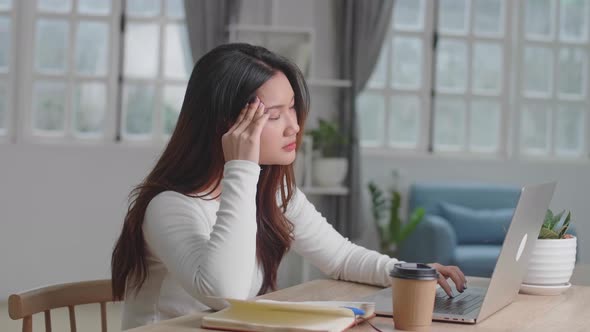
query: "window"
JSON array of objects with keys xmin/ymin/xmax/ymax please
[
  {"xmin": 360, "ymin": 0, "xmax": 590, "ymax": 161},
  {"xmin": 4, "ymin": 0, "xmax": 191, "ymax": 144},
  {"xmin": 28, "ymin": 0, "xmax": 116, "ymax": 141},
  {"xmin": 121, "ymin": 0, "xmax": 191, "ymax": 142},
  {"xmin": 434, "ymin": 0, "xmax": 509, "ymax": 154},
  {"xmin": 517, "ymin": 0, "xmax": 589, "ymax": 158},
  {"xmin": 359, "ymin": 0, "xmax": 433, "ymax": 151},
  {"xmin": 0, "ymin": 0, "xmax": 13, "ymax": 138}
]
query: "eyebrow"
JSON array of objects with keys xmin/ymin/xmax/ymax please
[{"xmin": 264, "ymin": 96, "xmax": 295, "ymax": 110}]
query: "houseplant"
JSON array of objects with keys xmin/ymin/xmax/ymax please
[
  {"xmin": 523, "ymin": 209, "xmax": 577, "ymax": 287},
  {"xmin": 306, "ymin": 119, "xmax": 348, "ymax": 187},
  {"xmin": 367, "ymin": 172, "xmax": 425, "ymax": 257}
]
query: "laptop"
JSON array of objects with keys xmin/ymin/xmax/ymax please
[{"xmin": 360, "ymin": 182, "xmax": 556, "ymax": 324}]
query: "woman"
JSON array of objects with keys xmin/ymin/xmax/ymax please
[{"xmin": 111, "ymin": 43, "xmax": 466, "ymax": 329}]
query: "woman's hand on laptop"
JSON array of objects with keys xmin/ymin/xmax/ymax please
[{"xmin": 428, "ymin": 263, "xmax": 467, "ymax": 298}]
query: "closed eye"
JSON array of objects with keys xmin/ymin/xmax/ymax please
[{"xmin": 269, "ymin": 110, "xmax": 281, "ymax": 120}]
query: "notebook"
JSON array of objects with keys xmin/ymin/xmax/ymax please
[{"xmin": 201, "ymin": 298, "xmax": 375, "ymax": 332}]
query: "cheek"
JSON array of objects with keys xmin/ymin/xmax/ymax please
[{"xmin": 260, "ymin": 125, "xmax": 279, "ymax": 151}]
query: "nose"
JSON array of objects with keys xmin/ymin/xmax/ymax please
[{"xmin": 284, "ymin": 111, "xmax": 299, "ymax": 137}]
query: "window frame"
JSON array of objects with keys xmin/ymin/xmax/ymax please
[
  {"xmin": 361, "ymin": 0, "xmax": 590, "ymax": 163},
  {"xmin": 359, "ymin": 0, "xmax": 435, "ymax": 154},
  {"xmin": 431, "ymin": 0, "xmax": 512, "ymax": 156},
  {"xmin": 513, "ymin": 0, "xmax": 590, "ymax": 161},
  {"xmin": 119, "ymin": 0, "xmax": 190, "ymax": 145},
  {"xmin": 14, "ymin": 0, "xmax": 121, "ymax": 145},
  {"xmin": 8, "ymin": 0, "xmax": 191, "ymax": 146},
  {"xmin": 0, "ymin": 0, "xmax": 16, "ymax": 142}
]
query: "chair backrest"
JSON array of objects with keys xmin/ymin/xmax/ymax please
[
  {"xmin": 409, "ymin": 182, "xmax": 520, "ymax": 215},
  {"xmin": 8, "ymin": 279, "xmax": 115, "ymax": 332},
  {"xmin": 409, "ymin": 182, "xmax": 521, "ymax": 245}
]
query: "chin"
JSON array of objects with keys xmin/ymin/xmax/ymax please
[{"xmin": 261, "ymin": 152, "xmax": 297, "ymax": 165}]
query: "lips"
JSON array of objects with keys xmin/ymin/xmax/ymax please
[{"xmin": 282, "ymin": 142, "xmax": 297, "ymax": 151}]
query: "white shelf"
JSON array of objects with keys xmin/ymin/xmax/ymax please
[
  {"xmin": 301, "ymin": 186, "xmax": 349, "ymax": 195},
  {"xmin": 307, "ymin": 79, "xmax": 352, "ymax": 88}
]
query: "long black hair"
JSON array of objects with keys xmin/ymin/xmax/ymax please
[{"xmin": 111, "ymin": 43, "xmax": 310, "ymax": 300}]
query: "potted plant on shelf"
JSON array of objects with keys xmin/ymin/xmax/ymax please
[
  {"xmin": 522, "ymin": 209, "xmax": 577, "ymax": 294},
  {"xmin": 306, "ymin": 118, "xmax": 348, "ymax": 187},
  {"xmin": 367, "ymin": 171, "xmax": 426, "ymax": 257}
]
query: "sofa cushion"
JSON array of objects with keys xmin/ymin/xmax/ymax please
[
  {"xmin": 454, "ymin": 245, "xmax": 502, "ymax": 277},
  {"xmin": 439, "ymin": 202, "xmax": 514, "ymax": 244}
]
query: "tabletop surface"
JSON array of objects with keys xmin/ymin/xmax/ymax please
[{"xmin": 127, "ymin": 276, "xmax": 590, "ymax": 332}]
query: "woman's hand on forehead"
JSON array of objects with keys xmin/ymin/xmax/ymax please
[{"xmin": 221, "ymin": 96, "xmax": 270, "ymax": 164}]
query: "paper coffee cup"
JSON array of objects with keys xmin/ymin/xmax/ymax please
[{"xmin": 390, "ymin": 263, "xmax": 438, "ymax": 331}]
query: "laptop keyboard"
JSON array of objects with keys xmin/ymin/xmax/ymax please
[{"xmin": 434, "ymin": 289, "xmax": 483, "ymax": 315}]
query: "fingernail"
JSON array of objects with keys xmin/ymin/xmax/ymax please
[
  {"xmin": 255, "ymin": 96, "xmax": 260, "ymax": 102},
  {"xmin": 260, "ymin": 102, "xmax": 265, "ymax": 108}
]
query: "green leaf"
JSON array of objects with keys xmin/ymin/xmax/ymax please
[
  {"xmin": 368, "ymin": 182, "xmax": 386, "ymax": 232},
  {"xmin": 389, "ymin": 191, "xmax": 401, "ymax": 243},
  {"xmin": 377, "ymin": 223, "xmax": 389, "ymax": 244},
  {"xmin": 306, "ymin": 118, "xmax": 347, "ymax": 157},
  {"xmin": 545, "ymin": 209, "xmax": 553, "ymax": 221},
  {"xmin": 539, "ymin": 227, "xmax": 560, "ymax": 239},
  {"xmin": 557, "ymin": 212, "xmax": 571, "ymax": 238},
  {"xmin": 542, "ymin": 209, "xmax": 553, "ymax": 229},
  {"xmin": 550, "ymin": 210, "xmax": 565, "ymax": 231},
  {"xmin": 399, "ymin": 208, "xmax": 425, "ymax": 244}
]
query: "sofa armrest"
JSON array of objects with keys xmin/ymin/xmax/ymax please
[{"xmin": 399, "ymin": 215, "xmax": 458, "ymax": 265}]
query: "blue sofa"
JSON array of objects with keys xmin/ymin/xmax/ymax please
[
  {"xmin": 398, "ymin": 182, "xmax": 521, "ymax": 277},
  {"xmin": 398, "ymin": 182, "xmax": 577, "ymax": 277}
]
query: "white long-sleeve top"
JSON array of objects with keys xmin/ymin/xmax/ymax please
[{"xmin": 122, "ymin": 160, "xmax": 400, "ymax": 329}]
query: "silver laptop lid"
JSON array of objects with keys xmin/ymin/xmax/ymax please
[{"xmin": 477, "ymin": 182, "xmax": 556, "ymax": 322}]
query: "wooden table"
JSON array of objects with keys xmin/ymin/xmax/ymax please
[{"xmin": 128, "ymin": 277, "xmax": 590, "ymax": 331}]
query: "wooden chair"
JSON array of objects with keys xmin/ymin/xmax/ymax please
[{"xmin": 8, "ymin": 279, "xmax": 116, "ymax": 332}]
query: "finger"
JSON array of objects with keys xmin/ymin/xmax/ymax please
[
  {"xmin": 234, "ymin": 99, "xmax": 261, "ymax": 135},
  {"xmin": 247, "ymin": 101, "xmax": 267, "ymax": 129},
  {"xmin": 455, "ymin": 266, "xmax": 467, "ymax": 287},
  {"xmin": 438, "ymin": 275, "xmax": 454, "ymax": 298},
  {"xmin": 439, "ymin": 267, "xmax": 463, "ymax": 292},
  {"xmin": 227, "ymin": 99, "xmax": 255, "ymax": 133},
  {"xmin": 243, "ymin": 103, "xmax": 267, "ymax": 138},
  {"xmin": 447, "ymin": 269, "xmax": 465, "ymax": 293},
  {"xmin": 249, "ymin": 108, "xmax": 270, "ymax": 137}
]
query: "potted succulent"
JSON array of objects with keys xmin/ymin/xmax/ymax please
[
  {"xmin": 523, "ymin": 209, "xmax": 577, "ymax": 288},
  {"xmin": 367, "ymin": 171, "xmax": 425, "ymax": 257},
  {"xmin": 307, "ymin": 119, "xmax": 348, "ymax": 187}
]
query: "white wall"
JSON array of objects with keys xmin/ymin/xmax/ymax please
[{"xmin": 0, "ymin": 144, "xmax": 161, "ymax": 300}]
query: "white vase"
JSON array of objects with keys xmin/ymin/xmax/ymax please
[
  {"xmin": 312, "ymin": 158, "xmax": 348, "ymax": 187},
  {"xmin": 523, "ymin": 237, "xmax": 577, "ymax": 285}
]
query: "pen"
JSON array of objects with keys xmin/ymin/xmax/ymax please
[{"xmin": 342, "ymin": 306, "xmax": 365, "ymax": 316}]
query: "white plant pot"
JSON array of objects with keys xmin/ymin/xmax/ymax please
[
  {"xmin": 523, "ymin": 237, "xmax": 577, "ymax": 285},
  {"xmin": 312, "ymin": 158, "xmax": 348, "ymax": 187}
]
